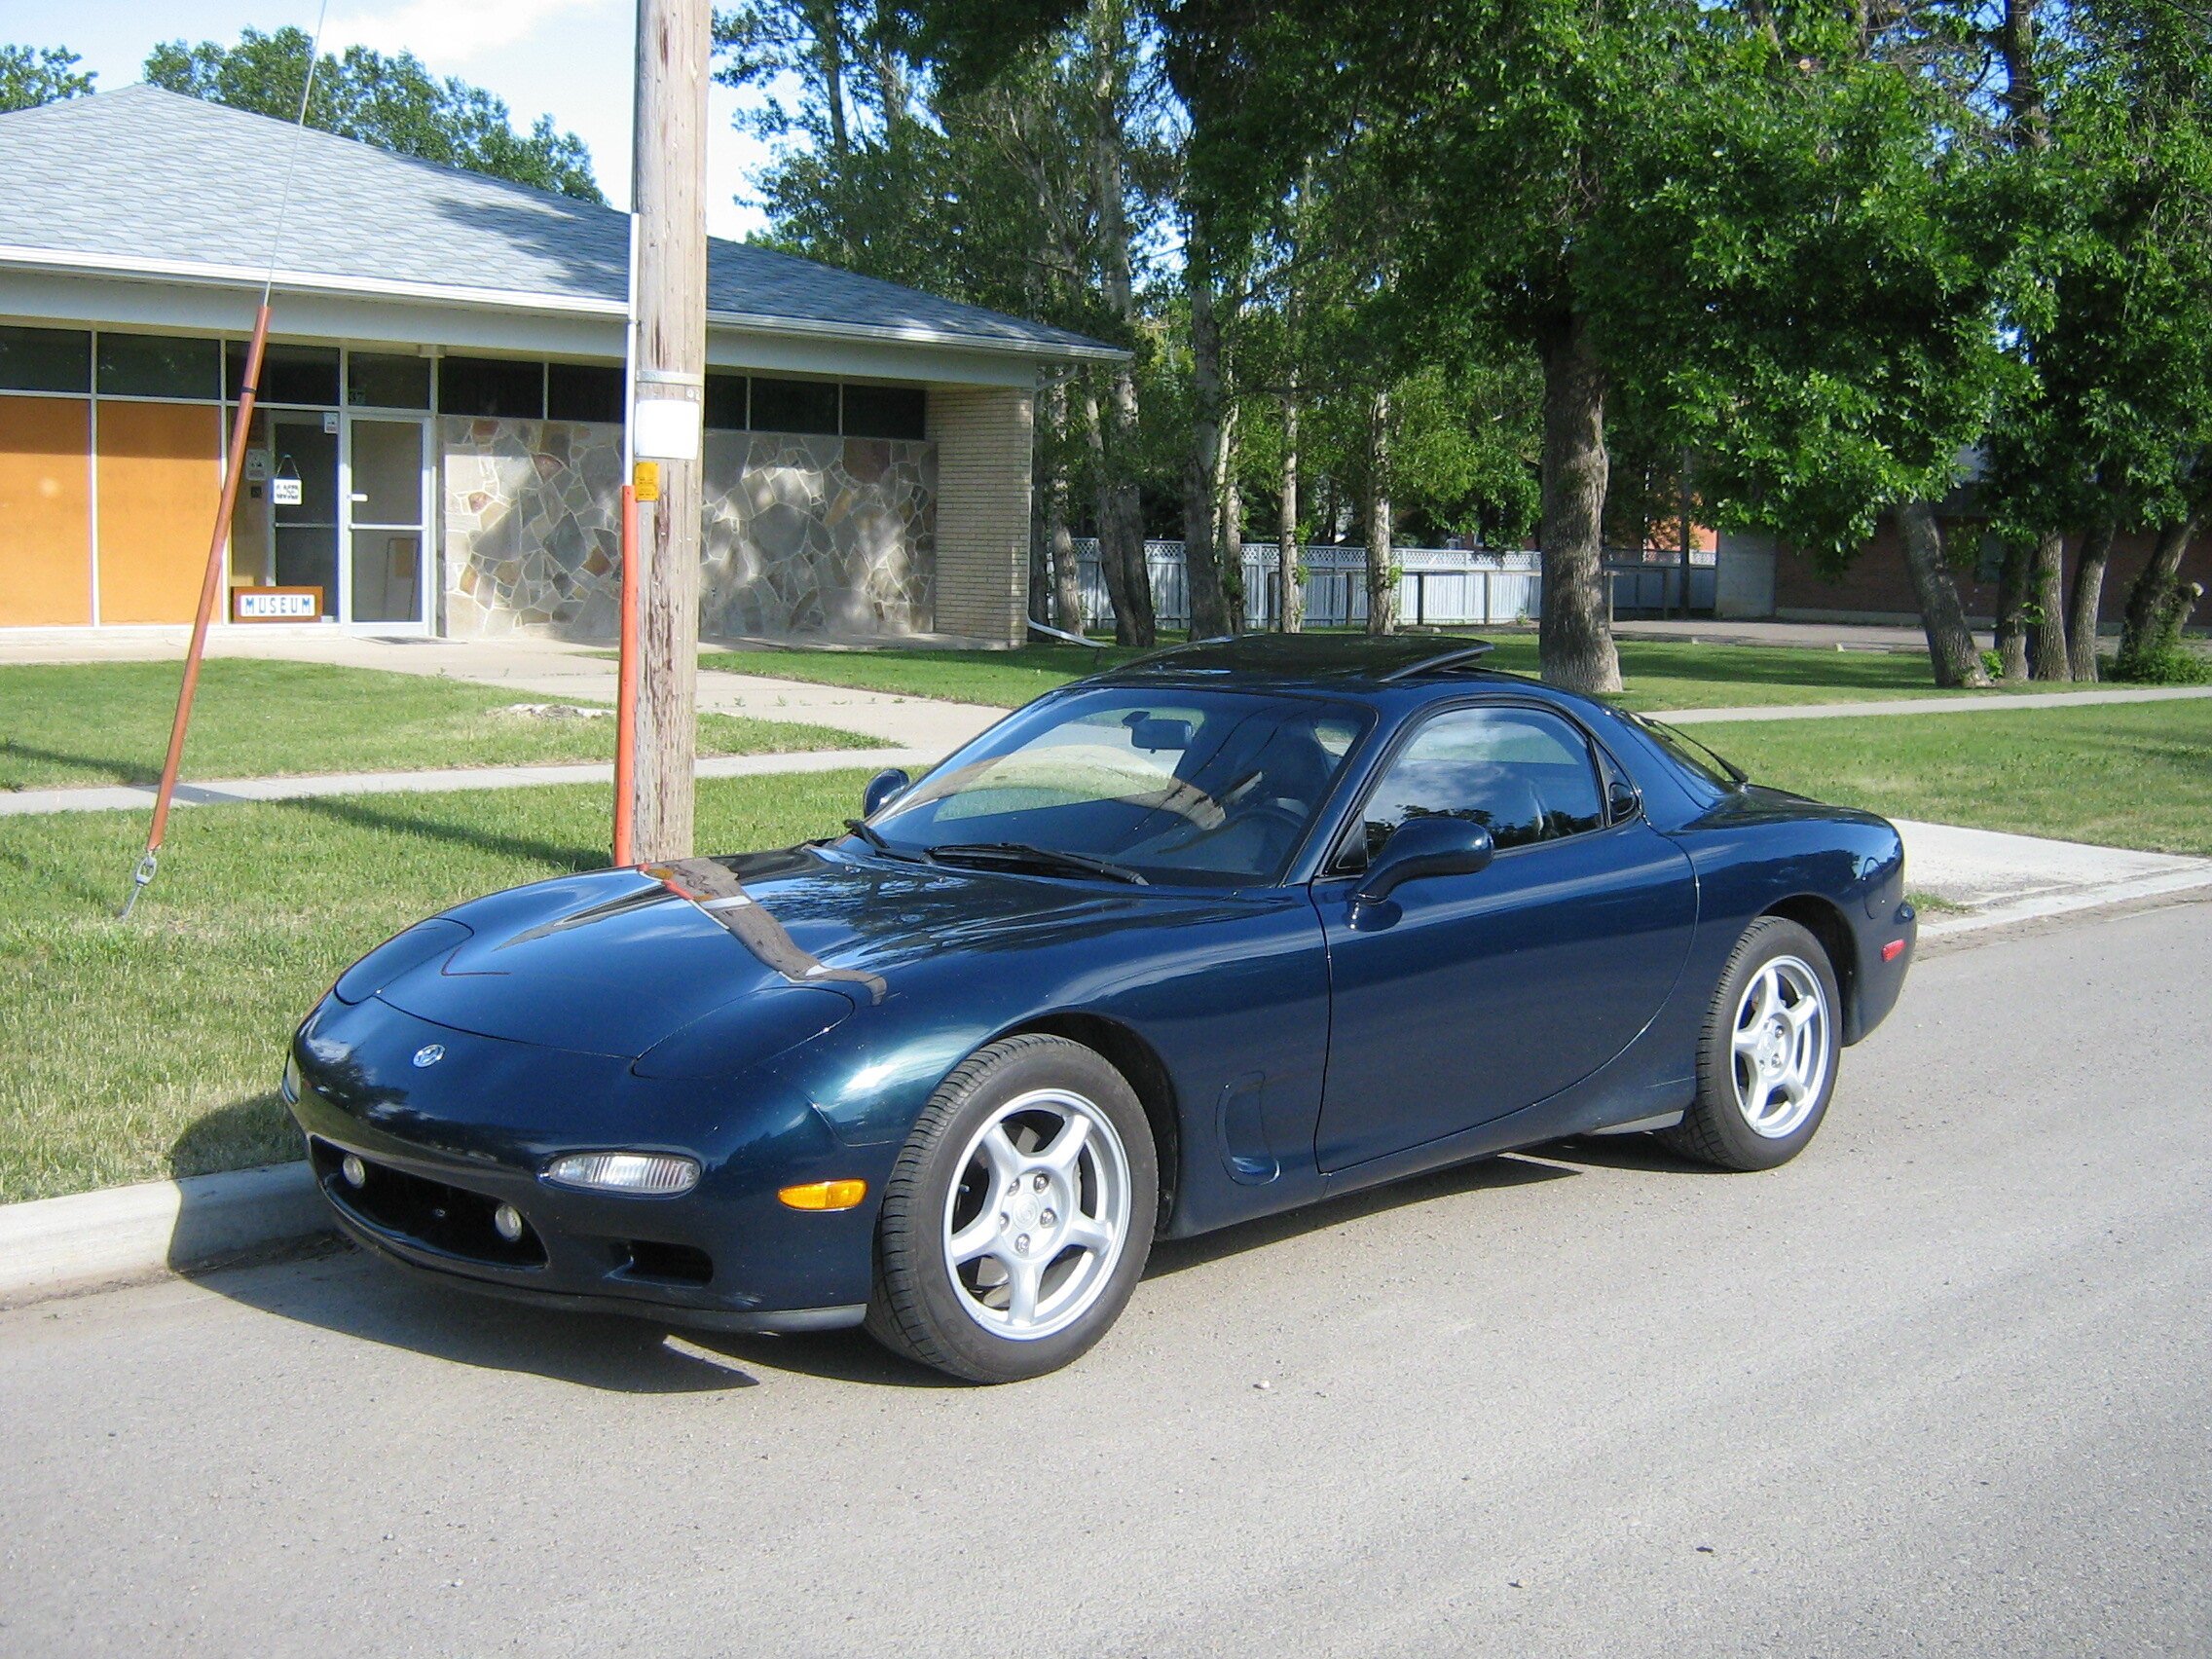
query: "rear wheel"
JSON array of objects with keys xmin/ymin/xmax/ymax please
[
  {"xmin": 1661, "ymin": 917, "xmax": 1840, "ymax": 1171},
  {"xmin": 866, "ymin": 1035, "xmax": 1157, "ymax": 1382}
]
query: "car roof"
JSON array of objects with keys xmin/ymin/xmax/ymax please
[{"xmin": 1086, "ymin": 633, "xmax": 1511, "ymax": 694}]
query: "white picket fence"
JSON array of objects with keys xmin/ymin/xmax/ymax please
[{"xmin": 1064, "ymin": 540, "xmax": 1714, "ymax": 631}]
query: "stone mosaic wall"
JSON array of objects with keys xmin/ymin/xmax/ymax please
[{"xmin": 439, "ymin": 416, "xmax": 936, "ymax": 640}]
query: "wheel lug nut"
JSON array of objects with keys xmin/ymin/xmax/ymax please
[
  {"xmin": 999, "ymin": 1212, "xmax": 1010, "ymax": 1230},
  {"xmin": 1040, "ymin": 1209, "xmax": 1055, "ymax": 1227},
  {"xmin": 1015, "ymin": 1235, "xmax": 1030, "ymax": 1254},
  {"xmin": 1033, "ymin": 1173, "xmax": 1049, "ymax": 1192}
]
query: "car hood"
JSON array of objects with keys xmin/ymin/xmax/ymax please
[{"xmin": 369, "ymin": 846, "xmax": 1156, "ymax": 1060}]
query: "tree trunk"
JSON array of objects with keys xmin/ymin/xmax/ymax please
[
  {"xmin": 1042, "ymin": 379, "xmax": 1083, "ymax": 634},
  {"xmin": 2066, "ymin": 514, "xmax": 2114, "ymax": 682},
  {"xmin": 1994, "ymin": 541, "xmax": 2031, "ymax": 681},
  {"xmin": 1277, "ymin": 391, "xmax": 1302, "ymax": 633},
  {"xmin": 1182, "ymin": 234, "xmax": 1231, "ymax": 639},
  {"xmin": 1364, "ymin": 388, "xmax": 1395, "ymax": 636},
  {"xmin": 1086, "ymin": 1, "xmax": 1153, "ymax": 645},
  {"xmin": 1080, "ymin": 378, "xmax": 1139, "ymax": 642},
  {"xmin": 1535, "ymin": 314, "xmax": 1621, "ymax": 693},
  {"xmin": 1217, "ymin": 398, "xmax": 1243, "ymax": 633},
  {"xmin": 2120, "ymin": 512, "xmax": 2198, "ymax": 661},
  {"xmin": 1896, "ymin": 500, "xmax": 1992, "ymax": 687},
  {"xmin": 2027, "ymin": 528, "xmax": 2071, "ymax": 680}
]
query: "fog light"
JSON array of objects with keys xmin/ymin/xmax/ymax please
[
  {"xmin": 778, "ymin": 1178, "xmax": 867, "ymax": 1211},
  {"xmin": 542, "ymin": 1151, "xmax": 700, "ymax": 1197},
  {"xmin": 493, "ymin": 1202, "xmax": 525, "ymax": 1242},
  {"xmin": 341, "ymin": 1154, "xmax": 368, "ymax": 1189},
  {"xmin": 280, "ymin": 1053, "xmax": 301, "ymax": 1104}
]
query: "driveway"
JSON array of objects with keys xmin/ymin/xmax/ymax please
[{"xmin": 2, "ymin": 901, "xmax": 2205, "ymax": 1655}]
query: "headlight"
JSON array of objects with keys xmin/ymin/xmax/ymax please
[{"xmin": 541, "ymin": 1151, "xmax": 700, "ymax": 1197}]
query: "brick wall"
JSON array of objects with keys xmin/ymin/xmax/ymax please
[
  {"xmin": 928, "ymin": 386, "xmax": 1033, "ymax": 645},
  {"xmin": 1772, "ymin": 514, "xmax": 2212, "ymax": 626}
]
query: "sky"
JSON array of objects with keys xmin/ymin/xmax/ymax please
[{"xmin": 8, "ymin": 0, "xmax": 776, "ymax": 239}]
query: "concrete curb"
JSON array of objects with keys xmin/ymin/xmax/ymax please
[
  {"xmin": 0, "ymin": 1161, "xmax": 328, "ymax": 1309},
  {"xmin": 1918, "ymin": 866, "xmax": 2212, "ymax": 940}
]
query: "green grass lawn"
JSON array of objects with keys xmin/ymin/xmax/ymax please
[
  {"xmin": 1699, "ymin": 697, "xmax": 2212, "ymax": 856},
  {"xmin": 0, "ymin": 659, "xmax": 871, "ymax": 792},
  {"xmin": 699, "ymin": 635, "xmax": 1961, "ymax": 713},
  {"xmin": 0, "ymin": 772, "xmax": 869, "ymax": 1203}
]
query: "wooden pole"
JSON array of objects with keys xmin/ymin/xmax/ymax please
[
  {"xmin": 612, "ymin": 482, "xmax": 641, "ymax": 866},
  {"xmin": 121, "ymin": 305, "xmax": 271, "ymax": 918},
  {"xmin": 626, "ymin": 0, "xmax": 709, "ymax": 862}
]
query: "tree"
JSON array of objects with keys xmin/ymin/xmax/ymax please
[
  {"xmin": 0, "ymin": 43, "xmax": 93, "ymax": 113},
  {"xmin": 145, "ymin": 27, "xmax": 603, "ymax": 201}
]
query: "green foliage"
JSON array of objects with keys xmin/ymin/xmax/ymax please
[
  {"xmin": 2110, "ymin": 641, "xmax": 2212, "ymax": 684},
  {"xmin": 144, "ymin": 26, "xmax": 603, "ymax": 201},
  {"xmin": 0, "ymin": 42, "xmax": 93, "ymax": 113}
]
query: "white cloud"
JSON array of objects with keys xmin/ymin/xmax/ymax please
[{"xmin": 324, "ymin": 0, "xmax": 611, "ymax": 64}]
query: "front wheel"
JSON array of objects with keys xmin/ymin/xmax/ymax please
[
  {"xmin": 1661, "ymin": 916, "xmax": 1840, "ymax": 1171},
  {"xmin": 866, "ymin": 1035, "xmax": 1158, "ymax": 1382}
]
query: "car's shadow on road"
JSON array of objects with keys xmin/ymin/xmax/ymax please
[{"xmin": 189, "ymin": 1141, "xmax": 1694, "ymax": 1393}]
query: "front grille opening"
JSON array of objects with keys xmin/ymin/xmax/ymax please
[
  {"xmin": 620, "ymin": 1239, "xmax": 714, "ymax": 1286},
  {"xmin": 311, "ymin": 1137, "xmax": 547, "ymax": 1269}
]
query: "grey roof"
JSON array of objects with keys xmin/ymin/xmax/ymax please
[{"xmin": 0, "ymin": 85, "xmax": 1120, "ymax": 361}]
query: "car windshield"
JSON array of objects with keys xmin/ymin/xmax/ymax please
[{"xmin": 861, "ymin": 687, "xmax": 1370, "ymax": 886}]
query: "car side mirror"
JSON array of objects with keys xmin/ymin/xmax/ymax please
[
  {"xmin": 861, "ymin": 767, "xmax": 910, "ymax": 818},
  {"xmin": 1607, "ymin": 777, "xmax": 1641, "ymax": 823},
  {"xmin": 1353, "ymin": 816, "xmax": 1494, "ymax": 905}
]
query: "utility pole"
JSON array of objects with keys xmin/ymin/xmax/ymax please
[{"xmin": 627, "ymin": 0, "xmax": 709, "ymax": 861}]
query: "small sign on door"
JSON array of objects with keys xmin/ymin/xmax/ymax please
[
  {"xmin": 232, "ymin": 586, "xmax": 322, "ymax": 622},
  {"xmin": 271, "ymin": 476, "xmax": 303, "ymax": 506}
]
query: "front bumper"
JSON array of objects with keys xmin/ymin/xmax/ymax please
[{"xmin": 287, "ymin": 996, "xmax": 890, "ymax": 1329}]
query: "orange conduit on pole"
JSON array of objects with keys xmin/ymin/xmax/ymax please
[
  {"xmin": 612, "ymin": 483, "xmax": 641, "ymax": 866},
  {"xmin": 118, "ymin": 311, "xmax": 272, "ymax": 919}
]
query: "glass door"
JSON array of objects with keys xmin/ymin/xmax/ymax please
[
  {"xmin": 268, "ymin": 415, "xmax": 341, "ymax": 618},
  {"xmin": 346, "ymin": 417, "xmax": 429, "ymax": 627}
]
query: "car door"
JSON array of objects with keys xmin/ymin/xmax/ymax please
[{"xmin": 1311, "ymin": 701, "xmax": 1697, "ymax": 1172}]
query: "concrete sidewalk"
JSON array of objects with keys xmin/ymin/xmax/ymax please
[
  {"xmin": 0, "ymin": 746, "xmax": 935, "ymax": 818},
  {"xmin": 0, "ymin": 628, "xmax": 1007, "ymax": 753},
  {"xmin": 1665, "ymin": 683, "xmax": 2212, "ymax": 724}
]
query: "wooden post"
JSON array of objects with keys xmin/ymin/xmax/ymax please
[
  {"xmin": 627, "ymin": 0, "xmax": 709, "ymax": 863},
  {"xmin": 612, "ymin": 482, "xmax": 641, "ymax": 866}
]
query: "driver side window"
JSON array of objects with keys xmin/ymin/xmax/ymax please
[{"xmin": 1341, "ymin": 706, "xmax": 1605, "ymax": 868}]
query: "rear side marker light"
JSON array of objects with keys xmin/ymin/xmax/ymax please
[
  {"xmin": 779, "ymin": 1179, "xmax": 867, "ymax": 1211},
  {"xmin": 542, "ymin": 1152, "xmax": 700, "ymax": 1197},
  {"xmin": 1882, "ymin": 940, "xmax": 1907, "ymax": 962}
]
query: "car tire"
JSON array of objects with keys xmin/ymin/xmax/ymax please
[
  {"xmin": 1660, "ymin": 916, "xmax": 1841, "ymax": 1172},
  {"xmin": 866, "ymin": 1034, "xmax": 1159, "ymax": 1382}
]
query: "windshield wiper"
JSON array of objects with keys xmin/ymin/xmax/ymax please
[
  {"xmin": 842, "ymin": 819, "xmax": 923, "ymax": 862},
  {"xmin": 924, "ymin": 841, "xmax": 1151, "ymax": 886}
]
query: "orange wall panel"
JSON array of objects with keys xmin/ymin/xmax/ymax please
[
  {"xmin": 0, "ymin": 394, "xmax": 92, "ymax": 627},
  {"xmin": 96, "ymin": 400, "xmax": 222, "ymax": 625}
]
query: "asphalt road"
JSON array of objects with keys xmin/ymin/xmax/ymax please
[{"xmin": 4, "ymin": 902, "xmax": 2208, "ymax": 1657}]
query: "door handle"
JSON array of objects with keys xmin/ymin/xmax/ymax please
[{"xmin": 349, "ymin": 493, "xmax": 370, "ymax": 502}]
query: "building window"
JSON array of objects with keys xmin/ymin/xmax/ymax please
[
  {"xmin": 704, "ymin": 371, "xmax": 748, "ymax": 431},
  {"xmin": 842, "ymin": 383, "xmax": 926, "ymax": 441},
  {"xmin": 547, "ymin": 361, "xmax": 624, "ymax": 424},
  {"xmin": 0, "ymin": 324, "xmax": 91, "ymax": 394},
  {"xmin": 439, "ymin": 355, "xmax": 545, "ymax": 419},
  {"xmin": 96, "ymin": 333, "xmax": 221, "ymax": 400},
  {"xmin": 227, "ymin": 342, "xmax": 341, "ymax": 407},
  {"xmin": 749, "ymin": 377, "xmax": 840, "ymax": 436},
  {"xmin": 348, "ymin": 352, "xmax": 433, "ymax": 410}
]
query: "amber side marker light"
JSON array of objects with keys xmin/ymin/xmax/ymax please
[{"xmin": 779, "ymin": 1179, "xmax": 868, "ymax": 1211}]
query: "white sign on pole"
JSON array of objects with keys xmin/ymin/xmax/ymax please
[{"xmin": 633, "ymin": 396, "xmax": 702, "ymax": 462}]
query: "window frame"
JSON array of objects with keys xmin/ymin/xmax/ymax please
[{"xmin": 1318, "ymin": 695, "xmax": 1631, "ymax": 879}]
